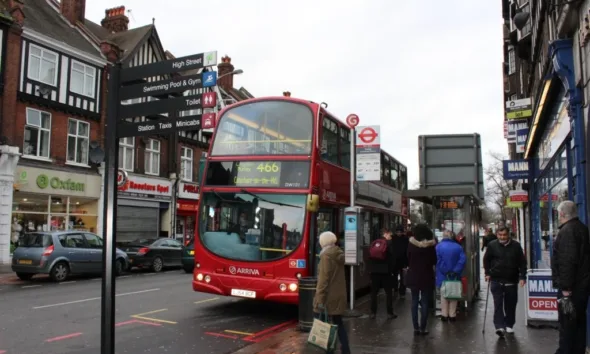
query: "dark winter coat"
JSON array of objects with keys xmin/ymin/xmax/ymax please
[
  {"xmin": 391, "ymin": 235, "xmax": 409, "ymax": 270},
  {"xmin": 405, "ymin": 237, "xmax": 437, "ymax": 291},
  {"xmin": 368, "ymin": 239, "xmax": 395, "ymax": 274},
  {"xmin": 552, "ymin": 217, "xmax": 590, "ymax": 294},
  {"xmin": 483, "ymin": 239, "xmax": 526, "ymax": 284},
  {"xmin": 482, "ymin": 232, "xmax": 497, "ymax": 251},
  {"xmin": 313, "ymin": 246, "xmax": 348, "ymax": 315}
]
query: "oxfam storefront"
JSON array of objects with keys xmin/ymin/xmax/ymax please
[{"xmin": 11, "ymin": 166, "xmax": 101, "ymax": 237}]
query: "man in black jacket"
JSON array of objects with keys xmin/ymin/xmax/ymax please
[
  {"xmin": 552, "ymin": 201, "xmax": 590, "ymax": 354},
  {"xmin": 483, "ymin": 226, "xmax": 526, "ymax": 338},
  {"xmin": 368, "ymin": 228, "xmax": 397, "ymax": 319},
  {"xmin": 392, "ymin": 225, "xmax": 409, "ymax": 299},
  {"xmin": 482, "ymin": 228, "xmax": 497, "ymax": 251}
]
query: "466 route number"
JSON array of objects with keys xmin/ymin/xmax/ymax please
[{"xmin": 256, "ymin": 162, "xmax": 280, "ymax": 173}]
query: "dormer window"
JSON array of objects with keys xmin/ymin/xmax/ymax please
[{"xmin": 27, "ymin": 44, "xmax": 58, "ymax": 86}]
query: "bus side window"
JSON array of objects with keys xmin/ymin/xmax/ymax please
[{"xmin": 321, "ymin": 116, "xmax": 339, "ymax": 165}]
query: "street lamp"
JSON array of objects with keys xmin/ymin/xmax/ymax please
[{"xmin": 218, "ymin": 69, "xmax": 243, "ymax": 80}]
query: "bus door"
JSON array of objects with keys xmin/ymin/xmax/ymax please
[{"xmin": 310, "ymin": 208, "xmax": 338, "ymax": 276}]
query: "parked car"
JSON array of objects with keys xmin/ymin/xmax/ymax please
[
  {"xmin": 181, "ymin": 239, "xmax": 195, "ymax": 273},
  {"xmin": 124, "ymin": 238, "xmax": 183, "ymax": 272},
  {"xmin": 11, "ymin": 231, "xmax": 129, "ymax": 282}
]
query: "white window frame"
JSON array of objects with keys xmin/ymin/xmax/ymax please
[
  {"xmin": 66, "ymin": 118, "xmax": 90, "ymax": 165},
  {"xmin": 144, "ymin": 139, "xmax": 161, "ymax": 176},
  {"xmin": 180, "ymin": 147, "xmax": 193, "ymax": 181},
  {"xmin": 23, "ymin": 108, "xmax": 51, "ymax": 159},
  {"xmin": 119, "ymin": 137, "xmax": 135, "ymax": 172},
  {"xmin": 70, "ymin": 59, "xmax": 96, "ymax": 98},
  {"xmin": 508, "ymin": 47, "xmax": 516, "ymax": 75},
  {"xmin": 27, "ymin": 43, "xmax": 58, "ymax": 86}
]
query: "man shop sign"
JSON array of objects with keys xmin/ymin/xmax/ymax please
[
  {"xmin": 503, "ymin": 159, "xmax": 530, "ymax": 180},
  {"xmin": 525, "ymin": 271, "xmax": 558, "ymax": 322}
]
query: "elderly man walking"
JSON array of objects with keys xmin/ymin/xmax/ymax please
[{"xmin": 552, "ymin": 201, "xmax": 590, "ymax": 354}]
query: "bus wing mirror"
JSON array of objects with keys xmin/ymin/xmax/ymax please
[{"xmin": 307, "ymin": 194, "xmax": 320, "ymax": 212}]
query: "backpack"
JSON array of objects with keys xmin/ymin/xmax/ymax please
[{"xmin": 369, "ymin": 239, "xmax": 388, "ymax": 260}]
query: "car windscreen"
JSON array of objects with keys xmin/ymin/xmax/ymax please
[{"xmin": 19, "ymin": 233, "xmax": 53, "ymax": 248}]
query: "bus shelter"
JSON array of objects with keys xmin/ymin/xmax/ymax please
[{"xmin": 403, "ymin": 187, "xmax": 483, "ymax": 308}]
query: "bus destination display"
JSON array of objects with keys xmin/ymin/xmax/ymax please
[
  {"xmin": 205, "ymin": 160, "xmax": 310, "ymax": 188},
  {"xmin": 434, "ymin": 196, "xmax": 465, "ymax": 209}
]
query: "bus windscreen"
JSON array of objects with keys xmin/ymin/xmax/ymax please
[{"xmin": 210, "ymin": 100, "xmax": 313, "ymax": 156}]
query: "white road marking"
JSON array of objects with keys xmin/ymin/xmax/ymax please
[
  {"xmin": 117, "ymin": 275, "xmax": 131, "ymax": 279},
  {"xmin": 32, "ymin": 288, "xmax": 160, "ymax": 309},
  {"xmin": 59, "ymin": 281, "xmax": 76, "ymax": 285},
  {"xmin": 142, "ymin": 273, "xmax": 157, "ymax": 276},
  {"xmin": 22, "ymin": 284, "xmax": 42, "ymax": 289}
]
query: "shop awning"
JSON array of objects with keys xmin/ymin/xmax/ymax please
[{"xmin": 403, "ymin": 187, "xmax": 484, "ymax": 206}]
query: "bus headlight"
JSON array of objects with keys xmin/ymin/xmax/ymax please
[
  {"xmin": 196, "ymin": 263, "xmax": 201, "ymax": 268},
  {"xmin": 196, "ymin": 273, "xmax": 203, "ymax": 281},
  {"xmin": 279, "ymin": 283, "xmax": 287, "ymax": 291},
  {"xmin": 289, "ymin": 283, "xmax": 298, "ymax": 292},
  {"xmin": 296, "ymin": 273, "xmax": 302, "ymax": 279},
  {"xmin": 205, "ymin": 275, "xmax": 211, "ymax": 283}
]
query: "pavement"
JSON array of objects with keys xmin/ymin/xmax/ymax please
[
  {"xmin": 233, "ymin": 280, "xmax": 559, "ymax": 354},
  {"xmin": 0, "ymin": 269, "xmax": 298, "ymax": 354}
]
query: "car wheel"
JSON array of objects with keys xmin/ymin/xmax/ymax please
[
  {"xmin": 16, "ymin": 272, "xmax": 35, "ymax": 281},
  {"xmin": 50, "ymin": 262, "xmax": 69, "ymax": 282},
  {"xmin": 115, "ymin": 259, "xmax": 125, "ymax": 276},
  {"xmin": 183, "ymin": 265, "xmax": 194, "ymax": 274},
  {"xmin": 152, "ymin": 257, "xmax": 163, "ymax": 273}
]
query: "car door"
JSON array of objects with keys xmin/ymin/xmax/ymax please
[
  {"xmin": 61, "ymin": 233, "xmax": 91, "ymax": 273},
  {"xmin": 167, "ymin": 239, "xmax": 183, "ymax": 265},
  {"xmin": 83, "ymin": 233, "xmax": 104, "ymax": 273}
]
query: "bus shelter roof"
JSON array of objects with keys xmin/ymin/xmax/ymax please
[{"xmin": 403, "ymin": 187, "xmax": 484, "ymax": 206}]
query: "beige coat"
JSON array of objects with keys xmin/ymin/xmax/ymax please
[{"xmin": 313, "ymin": 246, "xmax": 347, "ymax": 315}]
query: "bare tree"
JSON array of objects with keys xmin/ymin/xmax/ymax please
[{"xmin": 484, "ymin": 151, "xmax": 513, "ymax": 223}]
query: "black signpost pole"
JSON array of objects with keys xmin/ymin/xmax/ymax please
[{"xmin": 101, "ymin": 63, "xmax": 121, "ymax": 354}]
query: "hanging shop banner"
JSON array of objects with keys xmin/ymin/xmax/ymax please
[
  {"xmin": 503, "ymin": 159, "xmax": 530, "ymax": 180},
  {"xmin": 524, "ymin": 270, "xmax": 558, "ymax": 322},
  {"xmin": 507, "ymin": 120, "xmax": 528, "ymax": 143},
  {"xmin": 505, "ymin": 98, "xmax": 532, "ymax": 120},
  {"xmin": 516, "ymin": 128, "xmax": 529, "ymax": 153},
  {"xmin": 505, "ymin": 197, "xmax": 523, "ymax": 208},
  {"xmin": 509, "ymin": 190, "xmax": 528, "ymax": 203},
  {"xmin": 355, "ymin": 125, "xmax": 381, "ymax": 181}
]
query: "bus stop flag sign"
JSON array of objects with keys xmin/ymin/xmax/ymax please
[{"xmin": 355, "ymin": 125, "xmax": 381, "ymax": 181}]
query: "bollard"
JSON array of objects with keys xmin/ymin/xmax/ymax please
[{"xmin": 298, "ymin": 276, "xmax": 317, "ymax": 332}]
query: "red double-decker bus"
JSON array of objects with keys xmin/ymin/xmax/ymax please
[{"xmin": 192, "ymin": 95, "xmax": 408, "ymax": 304}]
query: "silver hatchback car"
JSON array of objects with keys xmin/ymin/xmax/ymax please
[{"xmin": 11, "ymin": 231, "xmax": 129, "ymax": 282}]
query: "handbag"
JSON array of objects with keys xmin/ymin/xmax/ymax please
[
  {"xmin": 307, "ymin": 310, "xmax": 338, "ymax": 351},
  {"xmin": 441, "ymin": 274, "xmax": 463, "ymax": 300}
]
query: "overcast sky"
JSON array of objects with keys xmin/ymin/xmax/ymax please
[{"xmin": 86, "ymin": 0, "xmax": 508, "ymax": 187}]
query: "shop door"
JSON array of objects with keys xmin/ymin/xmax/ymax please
[{"xmin": 117, "ymin": 206, "xmax": 159, "ymax": 242}]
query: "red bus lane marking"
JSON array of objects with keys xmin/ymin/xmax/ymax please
[
  {"xmin": 242, "ymin": 320, "xmax": 298, "ymax": 343},
  {"xmin": 45, "ymin": 332, "xmax": 83, "ymax": 343},
  {"xmin": 205, "ymin": 332, "xmax": 239, "ymax": 340},
  {"xmin": 0, "ymin": 350, "xmax": 6, "ymax": 353}
]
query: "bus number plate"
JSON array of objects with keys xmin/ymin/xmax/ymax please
[{"xmin": 231, "ymin": 289, "xmax": 256, "ymax": 298}]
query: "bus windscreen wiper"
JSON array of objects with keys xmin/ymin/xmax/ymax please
[{"xmin": 239, "ymin": 189, "xmax": 302, "ymax": 209}]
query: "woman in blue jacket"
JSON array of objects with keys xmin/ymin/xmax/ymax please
[{"xmin": 436, "ymin": 230, "xmax": 466, "ymax": 322}]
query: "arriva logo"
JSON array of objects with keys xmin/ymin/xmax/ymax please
[{"xmin": 228, "ymin": 266, "xmax": 260, "ymax": 276}]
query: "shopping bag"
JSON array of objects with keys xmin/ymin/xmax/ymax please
[
  {"xmin": 441, "ymin": 279, "xmax": 463, "ymax": 300},
  {"xmin": 307, "ymin": 312, "xmax": 338, "ymax": 351}
]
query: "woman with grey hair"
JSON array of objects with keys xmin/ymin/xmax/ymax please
[{"xmin": 313, "ymin": 231, "xmax": 351, "ymax": 354}]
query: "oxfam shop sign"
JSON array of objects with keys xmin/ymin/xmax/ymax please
[{"xmin": 36, "ymin": 174, "xmax": 85, "ymax": 192}]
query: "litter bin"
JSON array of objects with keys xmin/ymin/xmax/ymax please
[{"xmin": 298, "ymin": 276, "xmax": 317, "ymax": 332}]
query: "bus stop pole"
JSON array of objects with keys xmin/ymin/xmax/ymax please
[{"xmin": 349, "ymin": 129, "xmax": 355, "ymax": 310}]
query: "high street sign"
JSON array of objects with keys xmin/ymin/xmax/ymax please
[{"xmin": 120, "ymin": 51, "xmax": 217, "ymax": 82}]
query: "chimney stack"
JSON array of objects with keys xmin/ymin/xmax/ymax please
[
  {"xmin": 283, "ymin": 91, "xmax": 291, "ymax": 97},
  {"xmin": 60, "ymin": 0, "xmax": 86, "ymax": 25},
  {"xmin": 101, "ymin": 6, "xmax": 129, "ymax": 33},
  {"xmin": 217, "ymin": 55, "xmax": 234, "ymax": 91}
]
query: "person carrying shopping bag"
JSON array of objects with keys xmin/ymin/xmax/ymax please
[
  {"xmin": 436, "ymin": 230, "xmax": 466, "ymax": 322},
  {"xmin": 405, "ymin": 224, "xmax": 437, "ymax": 335},
  {"xmin": 311, "ymin": 231, "xmax": 351, "ymax": 354}
]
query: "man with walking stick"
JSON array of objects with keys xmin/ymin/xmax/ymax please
[
  {"xmin": 552, "ymin": 201, "xmax": 590, "ymax": 354},
  {"xmin": 483, "ymin": 226, "xmax": 526, "ymax": 338}
]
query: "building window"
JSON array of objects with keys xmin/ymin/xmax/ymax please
[
  {"xmin": 321, "ymin": 116, "xmax": 339, "ymax": 165},
  {"xmin": 508, "ymin": 47, "xmax": 516, "ymax": 75},
  {"xmin": 23, "ymin": 108, "xmax": 51, "ymax": 158},
  {"xmin": 144, "ymin": 139, "xmax": 160, "ymax": 175},
  {"xmin": 70, "ymin": 60, "xmax": 96, "ymax": 98},
  {"xmin": 27, "ymin": 44, "xmax": 58, "ymax": 86},
  {"xmin": 519, "ymin": 3, "xmax": 532, "ymax": 37},
  {"xmin": 119, "ymin": 137, "xmax": 134, "ymax": 171},
  {"xmin": 67, "ymin": 119, "xmax": 89, "ymax": 165},
  {"xmin": 511, "ymin": 94, "xmax": 518, "ymax": 100},
  {"xmin": 180, "ymin": 147, "xmax": 193, "ymax": 181}
]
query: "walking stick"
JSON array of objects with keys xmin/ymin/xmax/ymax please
[{"xmin": 482, "ymin": 281, "xmax": 491, "ymax": 334}]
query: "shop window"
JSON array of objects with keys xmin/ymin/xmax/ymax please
[
  {"xmin": 181, "ymin": 147, "xmax": 193, "ymax": 181},
  {"xmin": 67, "ymin": 119, "xmax": 89, "ymax": 165},
  {"xmin": 23, "ymin": 108, "xmax": 51, "ymax": 158},
  {"xmin": 145, "ymin": 139, "xmax": 160, "ymax": 176},
  {"xmin": 321, "ymin": 116, "xmax": 339, "ymax": 165},
  {"xmin": 27, "ymin": 44, "xmax": 58, "ymax": 86},
  {"xmin": 391, "ymin": 163, "xmax": 399, "ymax": 189},
  {"xmin": 339, "ymin": 126, "xmax": 350, "ymax": 168},
  {"xmin": 70, "ymin": 60, "xmax": 96, "ymax": 98},
  {"xmin": 119, "ymin": 137, "xmax": 134, "ymax": 171}
]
